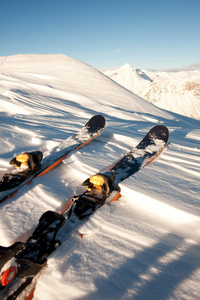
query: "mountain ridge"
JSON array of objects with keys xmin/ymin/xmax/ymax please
[{"xmin": 105, "ymin": 64, "xmax": 200, "ymax": 120}]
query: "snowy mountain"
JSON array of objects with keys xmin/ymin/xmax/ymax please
[
  {"xmin": 105, "ymin": 64, "xmax": 200, "ymax": 120},
  {"xmin": 0, "ymin": 54, "xmax": 200, "ymax": 300}
]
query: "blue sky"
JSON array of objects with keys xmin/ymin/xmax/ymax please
[{"xmin": 1, "ymin": 0, "xmax": 200, "ymax": 70}]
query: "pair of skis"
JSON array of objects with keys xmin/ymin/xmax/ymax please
[{"xmin": 0, "ymin": 115, "xmax": 169, "ymax": 300}]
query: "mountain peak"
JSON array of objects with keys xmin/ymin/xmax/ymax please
[{"xmin": 105, "ymin": 64, "xmax": 200, "ymax": 120}]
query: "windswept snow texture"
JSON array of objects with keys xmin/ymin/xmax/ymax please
[
  {"xmin": 0, "ymin": 54, "xmax": 200, "ymax": 300},
  {"xmin": 105, "ymin": 64, "xmax": 200, "ymax": 120}
]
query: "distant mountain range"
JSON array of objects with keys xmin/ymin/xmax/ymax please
[{"xmin": 104, "ymin": 64, "xmax": 200, "ymax": 120}]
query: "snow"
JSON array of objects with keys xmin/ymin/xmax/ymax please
[
  {"xmin": 0, "ymin": 54, "xmax": 200, "ymax": 299},
  {"xmin": 105, "ymin": 64, "xmax": 200, "ymax": 120}
]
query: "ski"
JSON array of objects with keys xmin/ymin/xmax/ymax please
[
  {"xmin": 0, "ymin": 125, "xmax": 169, "ymax": 300},
  {"xmin": 0, "ymin": 115, "xmax": 106, "ymax": 204},
  {"xmin": 108, "ymin": 124, "xmax": 169, "ymax": 182}
]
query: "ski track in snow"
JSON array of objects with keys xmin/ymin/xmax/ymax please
[{"xmin": 0, "ymin": 54, "xmax": 200, "ymax": 300}]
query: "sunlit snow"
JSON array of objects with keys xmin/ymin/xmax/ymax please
[
  {"xmin": 105, "ymin": 64, "xmax": 200, "ymax": 120},
  {"xmin": 0, "ymin": 54, "xmax": 199, "ymax": 300}
]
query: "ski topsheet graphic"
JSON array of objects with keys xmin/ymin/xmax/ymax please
[
  {"xmin": 0, "ymin": 115, "xmax": 106, "ymax": 204},
  {"xmin": 109, "ymin": 124, "xmax": 169, "ymax": 182},
  {"xmin": 0, "ymin": 125, "xmax": 169, "ymax": 300}
]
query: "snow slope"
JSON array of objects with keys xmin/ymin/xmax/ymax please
[
  {"xmin": 105, "ymin": 64, "xmax": 200, "ymax": 120},
  {"xmin": 0, "ymin": 54, "xmax": 200, "ymax": 300}
]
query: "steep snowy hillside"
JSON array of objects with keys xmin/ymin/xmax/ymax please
[
  {"xmin": 0, "ymin": 54, "xmax": 200, "ymax": 300},
  {"xmin": 105, "ymin": 64, "xmax": 200, "ymax": 120},
  {"xmin": 104, "ymin": 64, "xmax": 153, "ymax": 97}
]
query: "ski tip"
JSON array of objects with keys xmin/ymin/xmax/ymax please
[
  {"xmin": 151, "ymin": 125, "xmax": 169, "ymax": 145},
  {"xmin": 136, "ymin": 124, "xmax": 169, "ymax": 151},
  {"xmin": 85, "ymin": 115, "xmax": 106, "ymax": 132}
]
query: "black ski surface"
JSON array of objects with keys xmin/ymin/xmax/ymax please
[
  {"xmin": 109, "ymin": 124, "xmax": 169, "ymax": 182},
  {"xmin": 0, "ymin": 125, "xmax": 169, "ymax": 300},
  {"xmin": 0, "ymin": 115, "xmax": 106, "ymax": 204}
]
